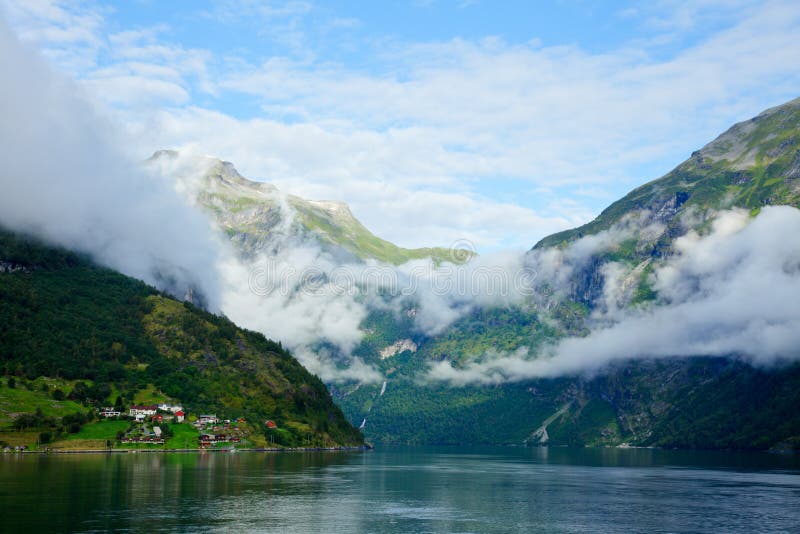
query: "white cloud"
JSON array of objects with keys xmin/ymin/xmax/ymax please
[
  {"xmin": 0, "ymin": 18, "xmax": 223, "ymax": 309},
  {"xmin": 4, "ymin": 1, "xmax": 800, "ymax": 386},
  {"xmin": 0, "ymin": 0, "xmax": 105, "ymax": 70},
  {"xmin": 129, "ymin": 107, "xmax": 576, "ymax": 250},
  {"xmin": 429, "ymin": 207, "xmax": 800, "ymax": 385},
  {"xmin": 5, "ymin": 1, "xmax": 800, "ymax": 251},
  {"xmin": 139, "ymin": 1, "xmax": 800, "ymax": 248}
]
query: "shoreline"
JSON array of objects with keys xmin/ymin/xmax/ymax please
[{"xmin": 2, "ymin": 445, "xmax": 373, "ymax": 455}]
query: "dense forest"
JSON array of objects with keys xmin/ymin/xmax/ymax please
[{"xmin": 0, "ymin": 229, "xmax": 363, "ymax": 448}]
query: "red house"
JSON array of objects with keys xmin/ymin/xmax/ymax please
[
  {"xmin": 175, "ymin": 410, "xmax": 185, "ymax": 423},
  {"xmin": 266, "ymin": 420, "xmax": 277, "ymax": 429}
]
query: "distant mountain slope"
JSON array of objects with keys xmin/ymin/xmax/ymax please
[
  {"xmin": 537, "ymin": 96, "xmax": 800, "ymax": 249},
  {"xmin": 150, "ymin": 150, "xmax": 460, "ymax": 265},
  {"xmin": 0, "ymin": 229, "xmax": 363, "ymax": 448},
  {"xmin": 336, "ymin": 97, "xmax": 800, "ymax": 451}
]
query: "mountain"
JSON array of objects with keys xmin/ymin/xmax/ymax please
[
  {"xmin": 0, "ymin": 229, "xmax": 363, "ymax": 449},
  {"xmin": 334, "ymin": 97, "xmax": 800, "ymax": 450},
  {"xmin": 136, "ymin": 98, "xmax": 800, "ymax": 451},
  {"xmin": 149, "ymin": 150, "xmax": 460, "ymax": 265},
  {"xmin": 538, "ymin": 96, "xmax": 800, "ymax": 249}
]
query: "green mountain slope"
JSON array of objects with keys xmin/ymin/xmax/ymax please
[
  {"xmin": 0, "ymin": 229, "xmax": 363, "ymax": 448},
  {"xmin": 336, "ymin": 97, "xmax": 800, "ymax": 450},
  {"xmin": 537, "ymin": 96, "xmax": 800, "ymax": 249},
  {"xmin": 151, "ymin": 150, "xmax": 460, "ymax": 265}
]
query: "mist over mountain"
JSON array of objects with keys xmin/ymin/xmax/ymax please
[
  {"xmin": 138, "ymin": 98, "xmax": 800, "ymax": 395},
  {"xmin": 0, "ymin": 19, "xmax": 222, "ymax": 309},
  {"xmin": 149, "ymin": 149, "xmax": 532, "ymax": 383},
  {"xmin": 430, "ymin": 98, "xmax": 800, "ymax": 384},
  {"xmin": 3, "ymin": 6, "xmax": 800, "ymax": 449},
  {"xmin": 431, "ymin": 205, "xmax": 800, "ymax": 384},
  {"xmin": 327, "ymin": 97, "xmax": 800, "ymax": 449}
]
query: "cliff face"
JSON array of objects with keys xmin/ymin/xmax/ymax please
[{"xmin": 518, "ymin": 98, "xmax": 800, "ymax": 449}]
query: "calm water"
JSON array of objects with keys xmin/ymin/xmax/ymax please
[{"xmin": 1, "ymin": 447, "xmax": 799, "ymax": 533}]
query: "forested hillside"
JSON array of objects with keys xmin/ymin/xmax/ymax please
[{"xmin": 0, "ymin": 229, "xmax": 363, "ymax": 448}]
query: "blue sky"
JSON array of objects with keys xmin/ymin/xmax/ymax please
[{"xmin": 2, "ymin": 0, "xmax": 800, "ymax": 251}]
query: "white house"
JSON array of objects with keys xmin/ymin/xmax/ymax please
[
  {"xmin": 198, "ymin": 414, "xmax": 218, "ymax": 425},
  {"xmin": 99, "ymin": 407, "xmax": 121, "ymax": 418},
  {"xmin": 130, "ymin": 405, "xmax": 157, "ymax": 417},
  {"xmin": 158, "ymin": 403, "xmax": 184, "ymax": 413}
]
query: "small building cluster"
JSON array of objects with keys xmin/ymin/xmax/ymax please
[
  {"xmin": 95, "ymin": 403, "xmax": 260, "ymax": 448},
  {"xmin": 97, "ymin": 404, "xmax": 186, "ymax": 422},
  {"xmin": 194, "ymin": 415, "xmax": 248, "ymax": 449},
  {"xmin": 120, "ymin": 434, "xmax": 165, "ymax": 445},
  {"xmin": 99, "ymin": 408, "xmax": 121, "ymax": 418}
]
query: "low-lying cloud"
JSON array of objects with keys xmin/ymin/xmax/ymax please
[
  {"xmin": 0, "ymin": 19, "xmax": 222, "ymax": 308},
  {"xmin": 150, "ymin": 148, "xmax": 551, "ymax": 383},
  {"xmin": 6, "ymin": 13, "xmax": 799, "ymax": 389},
  {"xmin": 217, "ymin": 220, "xmax": 539, "ymax": 383},
  {"xmin": 429, "ymin": 206, "xmax": 800, "ymax": 385}
]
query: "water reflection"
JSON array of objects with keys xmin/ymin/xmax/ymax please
[{"xmin": 1, "ymin": 448, "xmax": 799, "ymax": 533}]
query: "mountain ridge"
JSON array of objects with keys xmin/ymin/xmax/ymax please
[
  {"xmin": 149, "ymin": 150, "xmax": 464, "ymax": 265},
  {"xmin": 535, "ymin": 96, "xmax": 800, "ymax": 250}
]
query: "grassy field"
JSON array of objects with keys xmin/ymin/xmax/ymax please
[
  {"xmin": 49, "ymin": 439, "xmax": 109, "ymax": 450},
  {"xmin": 0, "ymin": 431, "xmax": 39, "ymax": 448},
  {"xmin": 67, "ymin": 420, "xmax": 129, "ymax": 440},
  {"xmin": 133, "ymin": 384, "xmax": 171, "ymax": 405},
  {"xmin": 165, "ymin": 423, "xmax": 200, "ymax": 449},
  {"xmin": 0, "ymin": 380, "xmax": 84, "ymax": 426},
  {"xmin": 116, "ymin": 442, "xmax": 166, "ymax": 450}
]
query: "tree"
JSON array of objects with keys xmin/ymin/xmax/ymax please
[
  {"xmin": 69, "ymin": 381, "xmax": 88, "ymax": 401},
  {"xmin": 7, "ymin": 377, "xmax": 15, "ymax": 389},
  {"xmin": 52, "ymin": 388, "xmax": 65, "ymax": 400},
  {"xmin": 38, "ymin": 432, "xmax": 51, "ymax": 445}
]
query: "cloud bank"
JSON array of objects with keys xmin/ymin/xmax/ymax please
[
  {"xmin": 147, "ymin": 148, "xmax": 549, "ymax": 384},
  {"xmin": 214, "ymin": 211, "xmax": 538, "ymax": 383},
  {"xmin": 429, "ymin": 206, "xmax": 800, "ymax": 385},
  {"xmin": 0, "ymin": 19, "xmax": 222, "ymax": 308},
  {"xmin": 4, "ymin": 6, "xmax": 800, "ymax": 389}
]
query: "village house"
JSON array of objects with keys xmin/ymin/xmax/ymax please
[
  {"xmin": 175, "ymin": 410, "xmax": 185, "ymax": 423},
  {"xmin": 121, "ymin": 436, "xmax": 164, "ymax": 444},
  {"xmin": 199, "ymin": 433, "xmax": 241, "ymax": 447},
  {"xmin": 198, "ymin": 414, "xmax": 218, "ymax": 425},
  {"xmin": 99, "ymin": 407, "xmax": 121, "ymax": 418},
  {"xmin": 158, "ymin": 403, "xmax": 184, "ymax": 413},
  {"xmin": 129, "ymin": 405, "xmax": 157, "ymax": 417}
]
